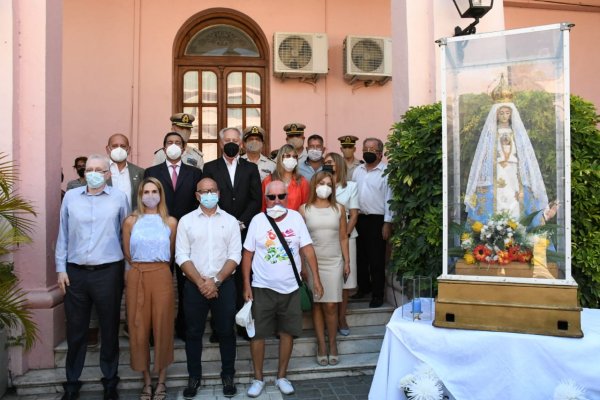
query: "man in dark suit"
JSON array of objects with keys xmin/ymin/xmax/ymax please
[
  {"xmin": 105, "ymin": 133, "xmax": 145, "ymax": 210},
  {"xmin": 144, "ymin": 131, "xmax": 202, "ymax": 340},
  {"xmin": 202, "ymin": 126, "xmax": 262, "ymax": 339}
]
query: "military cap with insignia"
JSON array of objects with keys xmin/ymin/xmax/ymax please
[
  {"xmin": 170, "ymin": 113, "xmax": 195, "ymax": 128},
  {"xmin": 243, "ymin": 126, "xmax": 265, "ymax": 141},
  {"xmin": 338, "ymin": 135, "xmax": 359, "ymax": 147},
  {"xmin": 283, "ymin": 123, "xmax": 306, "ymax": 136}
]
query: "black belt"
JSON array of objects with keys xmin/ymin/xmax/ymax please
[{"xmin": 68, "ymin": 262, "xmax": 116, "ymax": 271}]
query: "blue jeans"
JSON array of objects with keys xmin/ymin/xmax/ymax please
[{"xmin": 183, "ymin": 278, "xmax": 236, "ymax": 378}]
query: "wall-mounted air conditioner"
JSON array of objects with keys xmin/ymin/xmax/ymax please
[
  {"xmin": 343, "ymin": 35, "xmax": 392, "ymax": 83},
  {"xmin": 274, "ymin": 32, "xmax": 328, "ymax": 78}
]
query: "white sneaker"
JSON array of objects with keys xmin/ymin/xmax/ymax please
[
  {"xmin": 247, "ymin": 379, "xmax": 265, "ymax": 398},
  {"xmin": 275, "ymin": 377, "xmax": 295, "ymax": 395}
]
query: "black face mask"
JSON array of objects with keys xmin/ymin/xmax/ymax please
[
  {"xmin": 76, "ymin": 168, "xmax": 86, "ymax": 178},
  {"xmin": 363, "ymin": 152, "xmax": 377, "ymax": 164},
  {"xmin": 223, "ymin": 142, "xmax": 240, "ymax": 158},
  {"xmin": 322, "ymin": 165, "xmax": 334, "ymax": 174}
]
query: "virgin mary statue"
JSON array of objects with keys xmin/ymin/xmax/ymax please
[{"xmin": 464, "ymin": 76, "xmax": 554, "ymax": 227}]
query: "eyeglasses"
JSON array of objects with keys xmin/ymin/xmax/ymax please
[
  {"xmin": 196, "ymin": 189, "xmax": 218, "ymax": 195},
  {"xmin": 84, "ymin": 169, "xmax": 108, "ymax": 173},
  {"xmin": 282, "ymin": 154, "xmax": 298, "ymax": 159},
  {"xmin": 266, "ymin": 193, "xmax": 287, "ymax": 200},
  {"xmin": 363, "ymin": 148, "xmax": 382, "ymax": 153}
]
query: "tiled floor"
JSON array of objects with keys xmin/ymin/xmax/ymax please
[{"xmin": 1, "ymin": 375, "xmax": 373, "ymax": 400}]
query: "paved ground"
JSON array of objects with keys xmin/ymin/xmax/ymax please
[{"xmin": 1, "ymin": 375, "xmax": 373, "ymax": 400}]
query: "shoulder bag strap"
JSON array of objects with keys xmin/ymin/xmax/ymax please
[{"xmin": 264, "ymin": 213, "xmax": 302, "ymax": 287}]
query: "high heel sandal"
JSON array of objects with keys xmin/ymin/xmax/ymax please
[
  {"xmin": 140, "ymin": 384, "xmax": 153, "ymax": 400},
  {"xmin": 316, "ymin": 353, "xmax": 328, "ymax": 366},
  {"xmin": 328, "ymin": 354, "xmax": 340, "ymax": 366},
  {"xmin": 152, "ymin": 382, "xmax": 167, "ymax": 400}
]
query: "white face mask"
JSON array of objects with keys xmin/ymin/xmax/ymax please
[
  {"xmin": 266, "ymin": 204, "xmax": 287, "ymax": 219},
  {"xmin": 282, "ymin": 157, "xmax": 298, "ymax": 172},
  {"xmin": 307, "ymin": 149, "xmax": 323, "ymax": 162},
  {"xmin": 110, "ymin": 147, "xmax": 128, "ymax": 163},
  {"xmin": 316, "ymin": 184, "xmax": 332, "ymax": 199},
  {"xmin": 165, "ymin": 144, "xmax": 182, "ymax": 160}
]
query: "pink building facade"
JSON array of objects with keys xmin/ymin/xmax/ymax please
[{"xmin": 1, "ymin": 0, "xmax": 598, "ymax": 377}]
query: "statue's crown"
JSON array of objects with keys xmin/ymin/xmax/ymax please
[{"xmin": 490, "ymin": 74, "xmax": 513, "ymax": 103}]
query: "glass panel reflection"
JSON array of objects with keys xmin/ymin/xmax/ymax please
[
  {"xmin": 202, "ymin": 107, "xmax": 218, "ymax": 139},
  {"xmin": 246, "ymin": 108, "xmax": 261, "ymax": 127},
  {"xmin": 202, "ymin": 143, "xmax": 218, "ymax": 163},
  {"xmin": 228, "ymin": 72, "xmax": 243, "ymax": 105},
  {"xmin": 183, "ymin": 107, "xmax": 199, "ymax": 140},
  {"xmin": 185, "ymin": 24, "xmax": 259, "ymax": 57},
  {"xmin": 227, "ymin": 108, "xmax": 242, "ymax": 129},
  {"xmin": 202, "ymin": 71, "xmax": 217, "ymax": 104},
  {"xmin": 246, "ymin": 73, "xmax": 261, "ymax": 104},
  {"xmin": 183, "ymin": 71, "xmax": 198, "ymax": 103}
]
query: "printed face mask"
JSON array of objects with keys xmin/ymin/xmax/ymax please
[
  {"xmin": 245, "ymin": 140, "xmax": 263, "ymax": 153},
  {"xmin": 142, "ymin": 193, "xmax": 160, "ymax": 209},
  {"xmin": 316, "ymin": 184, "xmax": 332, "ymax": 199},
  {"xmin": 166, "ymin": 144, "xmax": 182, "ymax": 160}
]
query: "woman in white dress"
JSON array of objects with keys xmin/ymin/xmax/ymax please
[
  {"xmin": 323, "ymin": 152, "xmax": 359, "ymax": 336},
  {"xmin": 299, "ymin": 171, "xmax": 350, "ymax": 366}
]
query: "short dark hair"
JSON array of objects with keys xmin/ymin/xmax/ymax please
[
  {"xmin": 307, "ymin": 134, "xmax": 324, "ymax": 145},
  {"xmin": 163, "ymin": 131, "xmax": 185, "ymax": 147},
  {"xmin": 73, "ymin": 156, "xmax": 87, "ymax": 167}
]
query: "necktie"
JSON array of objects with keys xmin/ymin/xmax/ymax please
[{"xmin": 170, "ymin": 165, "xmax": 178, "ymax": 189}]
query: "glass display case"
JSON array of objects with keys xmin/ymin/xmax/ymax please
[{"xmin": 434, "ymin": 23, "xmax": 582, "ymax": 337}]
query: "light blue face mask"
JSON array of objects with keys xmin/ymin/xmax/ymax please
[
  {"xmin": 85, "ymin": 171, "xmax": 106, "ymax": 189},
  {"xmin": 200, "ymin": 192, "xmax": 219, "ymax": 209}
]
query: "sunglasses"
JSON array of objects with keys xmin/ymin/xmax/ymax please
[{"xmin": 266, "ymin": 193, "xmax": 287, "ymax": 200}]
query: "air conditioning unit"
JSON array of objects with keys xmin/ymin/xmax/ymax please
[
  {"xmin": 343, "ymin": 35, "xmax": 392, "ymax": 82},
  {"xmin": 273, "ymin": 32, "xmax": 328, "ymax": 78}
]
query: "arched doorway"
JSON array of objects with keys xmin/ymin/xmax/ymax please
[{"xmin": 173, "ymin": 8, "xmax": 270, "ymax": 162}]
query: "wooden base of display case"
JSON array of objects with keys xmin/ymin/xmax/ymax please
[
  {"xmin": 455, "ymin": 260, "xmax": 559, "ymax": 279},
  {"xmin": 433, "ymin": 279, "xmax": 583, "ymax": 337}
]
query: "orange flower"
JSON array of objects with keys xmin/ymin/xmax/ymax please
[
  {"xmin": 473, "ymin": 244, "xmax": 491, "ymax": 262},
  {"xmin": 497, "ymin": 250, "xmax": 510, "ymax": 265}
]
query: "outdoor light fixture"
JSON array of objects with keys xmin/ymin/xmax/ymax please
[{"xmin": 452, "ymin": 0, "xmax": 494, "ymax": 36}]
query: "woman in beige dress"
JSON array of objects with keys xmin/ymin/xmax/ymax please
[{"xmin": 299, "ymin": 171, "xmax": 350, "ymax": 366}]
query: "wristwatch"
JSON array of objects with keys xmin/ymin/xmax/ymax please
[{"xmin": 213, "ymin": 276, "xmax": 222, "ymax": 288}]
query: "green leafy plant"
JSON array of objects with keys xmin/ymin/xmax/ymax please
[
  {"xmin": 386, "ymin": 97, "xmax": 600, "ymax": 307},
  {"xmin": 0, "ymin": 153, "xmax": 38, "ymax": 349}
]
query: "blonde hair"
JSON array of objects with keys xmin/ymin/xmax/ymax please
[
  {"xmin": 306, "ymin": 171, "xmax": 338, "ymax": 211},
  {"xmin": 325, "ymin": 152, "xmax": 348, "ymax": 188},
  {"xmin": 133, "ymin": 177, "xmax": 170, "ymax": 224},
  {"xmin": 273, "ymin": 144, "xmax": 302, "ymax": 184}
]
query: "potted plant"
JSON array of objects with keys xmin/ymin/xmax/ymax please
[{"xmin": 0, "ymin": 153, "xmax": 38, "ymax": 396}]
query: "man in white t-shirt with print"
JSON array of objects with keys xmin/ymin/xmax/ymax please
[{"xmin": 242, "ymin": 180, "xmax": 323, "ymax": 398}]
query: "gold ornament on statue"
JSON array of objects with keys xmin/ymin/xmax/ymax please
[{"xmin": 490, "ymin": 73, "xmax": 513, "ymax": 103}]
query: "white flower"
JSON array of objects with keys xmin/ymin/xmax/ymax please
[
  {"xmin": 399, "ymin": 373, "xmax": 416, "ymax": 389},
  {"xmin": 554, "ymin": 380, "xmax": 588, "ymax": 400},
  {"xmin": 406, "ymin": 375, "xmax": 443, "ymax": 400}
]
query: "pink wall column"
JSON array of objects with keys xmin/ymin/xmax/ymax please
[{"xmin": 11, "ymin": 0, "xmax": 65, "ymax": 373}]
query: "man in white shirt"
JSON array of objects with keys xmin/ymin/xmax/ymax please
[
  {"xmin": 352, "ymin": 137, "xmax": 393, "ymax": 308},
  {"xmin": 176, "ymin": 178, "xmax": 241, "ymax": 399},
  {"xmin": 105, "ymin": 133, "xmax": 144, "ymax": 210},
  {"xmin": 241, "ymin": 126, "xmax": 276, "ymax": 182},
  {"xmin": 241, "ymin": 180, "xmax": 323, "ymax": 398}
]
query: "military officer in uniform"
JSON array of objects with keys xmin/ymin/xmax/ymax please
[
  {"xmin": 284, "ymin": 123, "xmax": 307, "ymax": 165},
  {"xmin": 153, "ymin": 113, "xmax": 204, "ymax": 170},
  {"xmin": 241, "ymin": 126, "xmax": 276, "ymax": 182},
  {"xmin": 338, "ymin": 135, "xmax": 363, "ymax": 181}
]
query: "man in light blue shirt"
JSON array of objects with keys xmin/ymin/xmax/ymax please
[
  {"xmin": 56, "ymin": 154, "xmax": 129, "ymax": 400},
  {"xmin": 298, "ymin": 134, "xmax": 326, "ymax": 182}
]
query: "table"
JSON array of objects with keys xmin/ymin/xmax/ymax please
[{"xmin": 369, "ymin": 301, "xmax": 600, "ymax": 400}]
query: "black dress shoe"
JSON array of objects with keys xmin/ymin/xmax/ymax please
[
  {"xmin": 369, "ymin": 297, "xmax": 384, "ymax": 308},
  {"xmin": 103, "ymin": 387, "xmax": 119, "ymax": 400},
  {"xmin": 183, "ymin": 377, "xmax": 201, "ymax": 399},
  {"xmin": 222, "ymin": 375, "xmax": 237, "ymax": 398},
  {"xmin": 61, "ymin": 392, "xmax": 79, "ymax": 400}
]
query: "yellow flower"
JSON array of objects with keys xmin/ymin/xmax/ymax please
[
  {"xmin": 461, "ymin": 233, "xmax": 471, "ymax": 242},
  {"xmin": 508, "ymin": 220, "xmax": 517, "ymax": 230},
  {"xmin": 472, "ymin": 221, "xmax": 483, "ymax": 233},
  {"xmin": 464, "ymin": 253, "xmax": 476, "ymax": 264}
]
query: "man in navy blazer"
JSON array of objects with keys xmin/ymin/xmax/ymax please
[
  {"xmin": 144, "ymin": 131, "xmax": 202, "ymax": 340},
  {"xmin": 202, "ymin": 127, "xmax": 262, "ymax": 339}
]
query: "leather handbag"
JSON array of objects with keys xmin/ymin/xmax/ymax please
[{"xmin": 265, "ymin": 213, "xmax": 313, "ymax": 311}]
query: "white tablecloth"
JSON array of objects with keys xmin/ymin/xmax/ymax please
[{"xmin": 370, "ymin": 302, "xmax": 600, "ymax": 400}]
